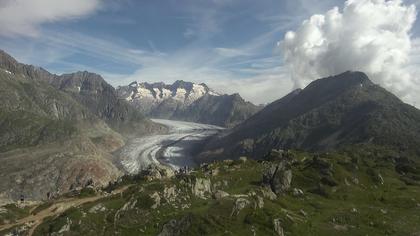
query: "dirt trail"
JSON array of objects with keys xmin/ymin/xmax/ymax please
[{"xmin": 0, "ymin": 185, "xmax": 131, "ymax": 235}]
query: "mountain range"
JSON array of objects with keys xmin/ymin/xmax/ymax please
[
  {"xmin": 2, "ymin": 49, "xmax": 420, "ymax": 235},
  {"xmin": 117, "ymin": 81, "xmax": 261, "ymax": 127}
]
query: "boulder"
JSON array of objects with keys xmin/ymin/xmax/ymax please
[
  {"xmin": 262, "ymin": 161, "xmax": 292, "ymax": 195},
  {"xmin": 192, "ymin": 178, "xmax": 212, "ymax": 199},
  {"xmin": 292, "ymin": 188, "xmax": 304, "ymax": 197}
]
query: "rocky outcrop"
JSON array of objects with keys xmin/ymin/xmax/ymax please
[
  {"xmin": 141, "ymin": 164, "xmax": 175, "ymax": 181},
  {"xmin": 191, "ymin": 178, "xmax": 212, "ymax": 199},
  {"xmin": 231, "ymin": 198, "xmax": 250, "ymax": 217},
  {"xmin": 262, "ymin": 161, "xmax": 292, "ymax": 195}
]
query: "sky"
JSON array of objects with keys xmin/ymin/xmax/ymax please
[{"xmin": 0, "ymin": 0, "xmax": 420, "ymax": 106}]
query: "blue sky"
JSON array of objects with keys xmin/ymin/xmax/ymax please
[{"xmin": 1, "ymin": 0, "xmax": 420, "ymax": 104}]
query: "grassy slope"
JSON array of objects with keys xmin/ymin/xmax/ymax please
[{"xmin": 1, "ymin": 145, "xmax": 416, "ymax": 235}]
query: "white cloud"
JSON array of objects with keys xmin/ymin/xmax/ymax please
[
  {"xmin": 280, "ymin": 0, "xmax": 420, "ymax": 106},
  {"xmin": 214, "ymin": 47, "xmax": 250, "ymax": 58},
  {"xmin": 0, "ymin": 0, "xmax": 101, "ymax": 37}
]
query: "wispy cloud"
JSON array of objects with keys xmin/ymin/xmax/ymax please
[{"xmin": 0, "ymin": 0, "xmax": 102, "ymax": 37}]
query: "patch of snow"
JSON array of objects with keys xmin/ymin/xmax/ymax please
[
  {"xmin": 125, "ymin": 90, "xmax": 134, "ymax": 101},
  {"xmin": 2, "ymin": 69, "xmax": 12, "ymax": 75},
  {"xmin": 173, "ymin": 88, "xmax": 187, "ymax": 101},
  {"xmin": 136, "ymin": 86, "xmax": 155, "ymax": 99},
  {"xmin": 153, "ymin": 88, "xmax": 161, "ymax": 99},
  {"xmin": 209, "ymin": 90, "xmax": 220, "ymax": 96},
  {"xmin": 185, "ymin": 84, "xmax": 207, "ymax": 104},
  {"xmin": 161, "ymin": 88, "xmax": 172, "ymax": 99},
  {"xmin": 125, "ymin": 81, "xmax": 220, "ymax": 107}
]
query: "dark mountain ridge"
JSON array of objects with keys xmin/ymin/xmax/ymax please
[{"xmin": 201, "ymin": 71, "xmax": 420, "ymax": 161}]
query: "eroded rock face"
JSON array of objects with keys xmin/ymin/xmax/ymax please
[{"xmin": 262, "ymin": 161, "xmax": 292, "ymax": 195}]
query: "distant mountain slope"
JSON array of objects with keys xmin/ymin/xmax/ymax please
[
  {"xmin": 50, "ymin": 71, "xmax": 162, "ymax": 136},
  {"xmin": 201, "ymin": 71, "xmax": 420, "ymax": 160},
  {"xmin": 117, "ymin": 81, "xmax": 260, "ymax": 127},
  {"xmin": 0, "ymin": 50, "xmax": 163, "ymax": 201},
  {"xmin": 172, "ymin": 93, "xmax": 261, "ymax": 128}
]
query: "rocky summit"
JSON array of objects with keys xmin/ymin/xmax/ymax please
[{"xmin": 200, "ymin": 71, "xmax": 420, "ymax": 161}]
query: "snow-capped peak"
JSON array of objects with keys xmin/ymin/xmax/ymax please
[{"xmin": 121, "ymin": 80, "xmax": 220, "ymax": 104}]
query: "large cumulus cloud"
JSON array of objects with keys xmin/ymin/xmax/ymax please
[{"xmin": 280, "ymin": 0, "xmax": 419, "ymax": 105}]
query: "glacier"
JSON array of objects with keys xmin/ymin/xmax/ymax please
[{"xmin": 119, "ymin": 119, "xmax": 224, "ymax": 174}]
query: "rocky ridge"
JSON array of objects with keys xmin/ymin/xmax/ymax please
[{"xmin": 117, "ymin": 80, "xmax": 261, "ymax": 127}]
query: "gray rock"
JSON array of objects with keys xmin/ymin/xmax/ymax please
[
  {"xmin": 292, "ymin": 188, "xmax": 304, "ymax": 197},
  {"xmin": 273, "ymin": 218, "xmax": 284, "ymax": 236},
  {"xmin": 213, "ymin": 190, "xmax": 230, "ymax": 200},
  {"xmin": 163, "ymin": 185, "xmax": 177, "ymax": 203},
  {"xmin": 231, "ymin": 198, "xmax": 250, "ymax": 216},
  {"xmin": 88, "ymin": 203, "xmax": 107, "ymax": 213},
  {"xmin": 260, "ymin": 187, "xmax": 277, "ymax": 200},
  {"xmin": 192, "ymin": 178, "xmax": 212, "ymax": 199},
  {"xmin": 263, "ymin": 161, "xmax": 292, "ymax": 195},
  {"xmin": 256, "ymin": 196, "xmax": 264, "ymax": 209},
  {"xmin": 150, "ymin": 192, "xmax": 161, "ymax": 209}
]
